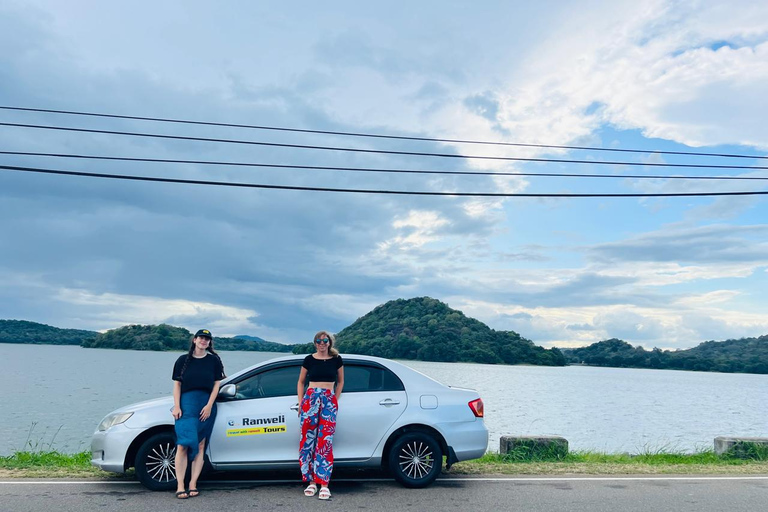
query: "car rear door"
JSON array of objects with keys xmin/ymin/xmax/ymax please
[{"xmin": 334, "ymin": 361, "xmax": 407, "ymax": 460}]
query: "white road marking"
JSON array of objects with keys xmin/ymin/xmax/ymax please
[{"xmin": 2, "ymin": 475, "xmax": 768, "ymax": 485}]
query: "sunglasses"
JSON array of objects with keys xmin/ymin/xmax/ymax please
[{"xmin": 314, "ymin": 338, "xmax": 330, "ymax": 344}]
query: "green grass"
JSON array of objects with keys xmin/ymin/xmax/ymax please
[
  {"xmin": 447, "ymin": 447, "xmax": 768, "ymax": 475},
  {"xmin": 478, "ymin": 449, "xmax": 765, "ymax": 465},
  {"xmin": 0, "ymin": 450, "xmax": 91, "ymax": 469},
  {"xmin": 0, "ymin": 450, "xmax": 117, "ymax": 478},
  {"xmin": 1, "ymin": 447, "xmax": 767, "ymax": 478}
]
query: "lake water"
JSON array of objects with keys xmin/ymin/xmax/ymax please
[{"xmin": 1, "ymin": 344, "xmax": 766, "ymax": 455}]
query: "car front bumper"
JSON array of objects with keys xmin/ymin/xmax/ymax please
[{"xmin": 90, "ymin": 424, "xmax": 139, "ymax": 473}]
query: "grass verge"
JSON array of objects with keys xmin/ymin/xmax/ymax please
[
  {"xmin": 447, "ymin": 449, "xmax": 768, "ymax": 475},
  {"xmin": 0, "ymin": 451, "xmax": 130, "ymax": 479},
  {"xmin": 1, "ymin": 449, "xmax": 767, "ymax": 478}
]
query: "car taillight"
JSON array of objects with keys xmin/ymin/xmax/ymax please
[{"xmin": 468, "ymin": 398, "xmax": 484, "ymax": 418}]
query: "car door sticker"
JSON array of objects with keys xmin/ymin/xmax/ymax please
[{"xmin": 226, "ymin": 415, "xmax": 287, "ymax": 437}]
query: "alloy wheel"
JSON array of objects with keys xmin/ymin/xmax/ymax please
[{"xmin": 145, "ymin": 441, "xmax": 176, "ymax": 483}]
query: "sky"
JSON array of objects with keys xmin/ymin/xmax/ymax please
[{"xmin": 1, "ymin": 0, "xmax": 767, "ymax": 349}]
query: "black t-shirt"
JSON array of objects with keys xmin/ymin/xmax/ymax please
[
  {"xmin": 172, "ymin": 353, "xmax": 225, "ymax": 394},
  {"xmin": 303, "ymin": 354, "xmax": 343, "ymax": 383}
]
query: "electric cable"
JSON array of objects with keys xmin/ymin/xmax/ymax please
[
  {"xmin": 1, "ymin": 105, "xmax": 765, "ymax": 160},
  {"xmin": 2, "ymin": 164, "xmax": 767, "ymax": 198},
  {"xmin": 1, "ymin": 150, "xmax": 767, "ymax": 180},
  {"xmin": 0, "ymin": 122, "xmax": 766, "ymax": 170}
]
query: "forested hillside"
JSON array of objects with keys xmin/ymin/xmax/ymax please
[
  {"xmin": 561, "ymin": 336, "xmax": 768, "ymax": 374},
  {"xmin": 82, "ymin": 324, "xmax": 293, "ymax": 352},
  {"xmin": 330, "ymin": 297, "xmax": 566, "ymax": 366},
  {"xmin": 0, "ymin": 319, "xmax": 97, "ymax": 345}
]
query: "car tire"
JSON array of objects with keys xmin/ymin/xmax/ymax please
[
  {"xmin": 135, "ymin": 432, "xmax": 180, "ymax": 491},
  {"xmin": 388, "ymin": 432, "xmax": 443, "ymax": 488}
]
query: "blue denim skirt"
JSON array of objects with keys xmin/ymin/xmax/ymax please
[{"xmin": 175, "ymin": 390, "xmax": 217, "ymax": 460}]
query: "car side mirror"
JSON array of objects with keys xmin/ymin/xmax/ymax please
[{"xmin": 218, "ymin": 383, "xmax": 236, "ymax": 399}]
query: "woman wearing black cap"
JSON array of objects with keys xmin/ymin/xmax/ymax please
[{"xmin": 171, "ymin": 329, "xmax": 225, "ymax": 499}]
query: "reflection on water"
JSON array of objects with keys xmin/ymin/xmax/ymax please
[{"xmin": 1, "ymin": 344, "xmax": 766, "ymax": 455}]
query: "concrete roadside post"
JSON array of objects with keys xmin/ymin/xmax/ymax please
[
  {"xmin": 500, "ymin": 435, "xmax": 569, "ymax": 459},
  {"xmin": 714, "ymin": 437, "xmax": 768, "ymax": 458}
]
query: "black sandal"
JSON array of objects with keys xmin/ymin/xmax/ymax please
[
  {"xmin": 188, "ymin": 489, "xmax": 200, "ymax": 498},
  {"xmin": 176, "ymin": 490, "xmax": 189, "ymax": 499}
]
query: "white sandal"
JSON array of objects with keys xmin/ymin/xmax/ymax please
[
  {"xmin": 304, "ymin": 483, "xmax": 317, "ymax": 496},
  {"xmin": 318, "ymin": 486, "xmax": 331, "ymax": 500}
]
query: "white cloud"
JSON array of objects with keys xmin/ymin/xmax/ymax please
[
  {"xmin": 380, "ymin": 210, "xmax": 450, "ymax": 250},
  {"xmin": 53, "ymin": 288, "xmax": 259, "ymax": 334},
  {"xmin": 452, "ymin": 297, "xmax": 768, "ymax": 350}
]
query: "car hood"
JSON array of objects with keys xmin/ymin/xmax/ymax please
[{"xmin": 110, "ymin": 395, "xmax": 174, "ymax": 415}]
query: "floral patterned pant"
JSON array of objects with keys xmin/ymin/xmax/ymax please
[{"xmin": 299, "ymin": 387, "xmax": 338, "ymax": 485}]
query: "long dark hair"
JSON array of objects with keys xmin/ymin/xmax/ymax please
[
  {"xmin": 314, "ymin": 330, "xmax": 339, "ymax": 357},
  {"xmin": 178, "ymin": 335, "xmax": 225, "ymax": 379}
]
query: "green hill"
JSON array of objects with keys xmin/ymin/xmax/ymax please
[
  {"xmin": 332, "ymin": 297, "xmax": 566, "ymax": 366},
  {"xmin": 80, "ymin": 324, "xmax": 294, "ymax": 352},
  {"xmin": 561, "ymin": 336, "xmax": 768, "ymax": 374},
  {"xmin": 0, "ymin": 319, "xmax": 97, "ymax": 345},
  {"xmin": 82, "ymin": 324, "xmax": 190, "ymax": 351}
]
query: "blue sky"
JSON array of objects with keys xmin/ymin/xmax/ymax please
[{"xmin": 1, "ymin": 0, "xmax": 767, "ymax": 349}]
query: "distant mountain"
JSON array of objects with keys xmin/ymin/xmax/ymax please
[
  {"xmin": 330, "ymin": 297, "xmax": 566, "ymax": 366},
  {"xmin": 234, "ymin": 334, "xmax": 267, "ymax": 343},
  {"xmin": 0, "ymin": 319, "xmax": 97, "ymax": 346},
  {"xmin": 561, "ymin": 336, "xmax": 768, "ymax": 374}
]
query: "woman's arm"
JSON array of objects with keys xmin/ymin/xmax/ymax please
[
  {"xmin": 172, "ymin": 380, "xmax": 182, "ymax": 419},
  {"xmin": 297, "ymin": 367, "xmax": 308, "ymax": 405},
  {"xmin": 200, "ymin": 380, "xmax": 220, "ymax": 422},
  {"xmin": 335, "ymin": 366, "xmax": 344, "ymax": 399}
]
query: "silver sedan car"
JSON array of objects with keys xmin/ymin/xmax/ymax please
[{"xmin": 91, "ymin": 354, "xmax": 488, "ymax": 489}]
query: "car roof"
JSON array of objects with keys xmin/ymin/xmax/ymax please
[{"xmin": 224, "ymin": 353, "xmax": 446, "ymax": 389}]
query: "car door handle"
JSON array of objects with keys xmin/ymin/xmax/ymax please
[
  {"xmin": 379, "ymin": 399, "xmax": 400, "ymax": 406},
  {"xmin": 290, "ymin": 403, "xmax": 299, "ymax": 411}
]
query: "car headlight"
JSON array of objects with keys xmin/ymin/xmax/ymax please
[{"xmin": 98, "ymin": 412, "xmax": 134, "ymax": 431}]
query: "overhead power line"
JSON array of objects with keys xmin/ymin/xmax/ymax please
[
  {"xmin": 2, "ymin": 164, "xmax": 767, "ymax": 198},
  {"xmin": 2, "ymin": 150, "xmax": 768, "ymax": 181},
  {"xmin": 1, "ymin": 105, "xmax": 765, "ymax": 160},
  {"xmin": 0, "ymin": 122, "xmax": 767, "ymax": 171}
]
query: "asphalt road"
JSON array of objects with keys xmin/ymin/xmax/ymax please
[{"xmin": 1, "ymin": 476, "xmax": 767, "ymax": 512}]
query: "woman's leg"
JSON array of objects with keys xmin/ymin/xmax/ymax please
[
  {"xmin": 299, "ymin": 390, "xmax": 320, "ymax": 483},
  {"xmin": 187, "ymin": 439, "xmax": 206, "ymax": 495},
  {"xmin": 313, "ymin": 392, "xmax": 338, "ymax": 487},
  {"xmin": 174, "ymin": 445, "xmax": 188, "ymax": 494}
]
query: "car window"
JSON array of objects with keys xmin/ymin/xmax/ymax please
[
  {"xmin": 343, "ymin": 364, "xmax": 404, "ymax": 393},
  {"xmin": 235, "ymin": 365, "xmax": 301, "ymax": 400}
]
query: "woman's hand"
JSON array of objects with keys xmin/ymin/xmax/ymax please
[
  {"xmin": 200, "ymin": 404, "xmax": 213, "ymax": 421},
  {"xmin": 171, "ymin": 406, "xmax": 182, "ymax": 420}
]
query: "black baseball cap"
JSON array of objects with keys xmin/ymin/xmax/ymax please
[{"xmin": 195, "ymin": 329, "xmax": 213, "ymax": 338}]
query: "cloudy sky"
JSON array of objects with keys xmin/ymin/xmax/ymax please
[{"xmin": 1, "ymin": 0, "xmax": 767, "ymax": 349}]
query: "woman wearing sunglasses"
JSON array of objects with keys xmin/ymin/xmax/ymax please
[{"xmin": 296, "ymin": 331, "xmax": 344, "ymax": 500}]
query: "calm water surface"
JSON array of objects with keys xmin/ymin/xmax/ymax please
[{"xmin": 1, "ymin": 344, "xmax": 766, "ymax": 455}]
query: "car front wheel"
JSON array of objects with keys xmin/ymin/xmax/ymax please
[
  {"xmin": 388, "ymin": 432, "xmax": 443, "ymax": 488},
  {"xmin": 135, "ymin": 432, "xmax": 179, "ymax": 491}
]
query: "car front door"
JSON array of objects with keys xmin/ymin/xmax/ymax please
[
  {"xmin": 208, "ymin": 363, "xmax": 302, "ymax": 465},
  {"xmin": 334, "ymin": 362, "xmax": 407, "ymax": 460}
]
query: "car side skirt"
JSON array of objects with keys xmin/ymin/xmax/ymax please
[{"xmin": 211, "ymin": 457, "xmax": 382, "ymax": 471}]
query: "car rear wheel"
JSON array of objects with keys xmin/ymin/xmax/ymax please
[
  {"xmin": 388, "ymin": 432, "xmax": 443, "ymax": 488},
  {"xmin": 135, "ymin": 432, "xmax": 179, "ymax": 491}
]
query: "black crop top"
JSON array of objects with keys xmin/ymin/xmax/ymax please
[
  {"xmin": 302, "ymin": 354, "xmax": 343, "ymax": 383},
  {"xmin": 172, "ymin": 353, "xmax": 225, "ymax": 394}
]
